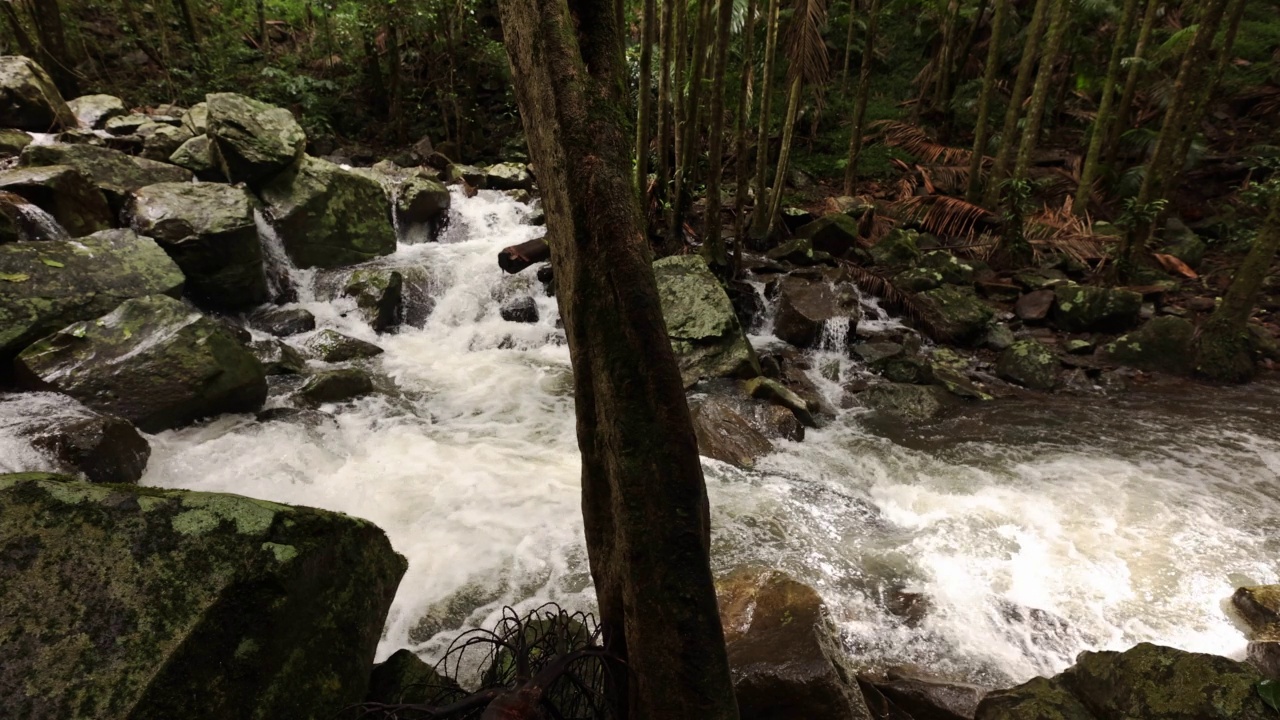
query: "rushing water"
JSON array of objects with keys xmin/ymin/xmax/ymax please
[{"xmin": 22, "ymin": 185, "xmax": 1270, "ymax": 687}]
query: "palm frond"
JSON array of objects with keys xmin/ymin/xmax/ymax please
[
  {"xmin": 870, "ymin": 120, "xmax": 973, "ymax": 165},
  {"xmin": 786, "ymin": 0, "xmax": 829, "ymax": 87},
  {"xmin": 887, "ymin": 194, "xmax": 997, "ymax": 240},
  {"xmin": 837, "ymin": 260, "xmax": 926, "ymax": 320},
  {"xmin": 1024, "ymin": 200, "xmax": 1110, "ymax": 263}
]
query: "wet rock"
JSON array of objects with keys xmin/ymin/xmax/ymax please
[
  {"xmin": 395, "ymin": 175, "xmax": 451, "ymax": 232},
  {"xmin": 726, "ymin": 279, "xmax": 766, "ymax": 332},
  {"xmin": 1232, "ymin": 585, "xmax": 1280, "ymax": 635},
  {"xmin": 66, "ymin": 94, "xmax": 126, "ymax": 129},
  {"xmin": 343, "ymin": 269, "xmax": 403, "ymax": 332},
  {"xmin": 997, "ymin": 340, "xmax": 1059, "ymax": 391},
  {"xmin": 300, "ymin": 367, "xmax": 375, "ymax": 404},
  {"xmin": 773, "ymin": 275, "xmax": 859, "ymax": 349},
  {"xmin": 15, "ymin": 295, "xmax": 267, "ymax": 433},
  {"xmin": 854, "ymin": 341, "xmax": 905, "ymax": 365},
  {"xmin": 0, "ymin": 164, "xmax": 113, "ymax": 237},
  {"xmin": 166, "ymin": 135, "xmax": 219, "ymax": 180},
  {"xmin": 129, "ymin": 182, "xmax": 268, "ymax": 310},
  {"xmin": 484, "ymin": 162, "xmax": 534, "ymax": 191},
  {"xmin": 181, "ymin": 102, "xmax": 209, "ymax": 135},
  {"xmin": 653, "ymin": 254, "xmax": 759, "ymax": 387},
  {"xmin": 1052, "ymin": 283, "xmax": 1142, "ymax": 333},
  {"xmin": 870, "ymin": 228, "xmax": 921, "ymax": 268},
  {"xmin": 744, "ymin": 376, "xmax": 816, "ymax": 428},
  {"xmin": 1101, "ymin": 316, "xmax": 1195, "ymax": 375},
  {"xmin": 206, "ymin": 92, "xmax": 307, "ymax": 184},
  {"xmin": 1, "ymin": 392, "xmax": 150, "ymax": 484},
  {"xmin": 879, "ymin": 354, "xmax": 934, "ymax": 385},
  {"xmin": 0, "ymin": 56, "xmax": 76, "ymax": 131},
  {"xmin": 1247, "ymin": 638, "xmax": 1280, "ymax": 681},
  {"xmin": 0, "ymin": 229, "xmax": 185, "ymax": 361},
  {"xmin": 1015, "ymin": 289, "xmax": 1056, "ymax": 322},
  {"xmin": 690, "ymin": 394, "xmax": 775, "ymax": 468},
  {"xmin": 795, "ymin": 213, "xmax": 861, "ymax": 257},
  {"xmin": 251, "ymin": 338, "xmax": 307, "ymax": 375},
  {"xmin": 367, "ymin": 649, "xmax": 461, "ymax": 705},
  {"xmin": 501, "ymin": 295, "xmax": 539, "ymax": 324},
  {"xmin": 138, "ymin": 122, "xmax": 194, "ymax": 163},
  {"xmin": 445, "ymin": 163, "xmax": 486, "ymax": 186},
  {"xmin": 766, "ymin": 236, "xmax": 832, "ymax": 266},
  {"xmin": 717, "ymin": 568, "xmax": 874, "ymax": 720},
  {"xmin": 19, "ymin": 143, "xmax": 194, "ymax": 208},
  {"xmin": 249, "ymin": 307, "xmax": 316, "ymax": 337},
  {"xmin": 975, "ymin": 677, "xmax": 1094, "ymax": 720},
  {"xmin": 260, "ymin": 155, "xmax": 397, "ymax": 269},
  {"xmin": 918, "ymin": 251, "xmax": 975, "ymax": 286},
  {"xmin": 0, "ymin": 127, "xmax": 32, "ymax": 157},
  {"xmin": 869, "ymin": 667, "xmax": 987, "ymax": 720},
  {"xmin": 306, "ymin": 329, "xmax": 384, "ymax": 362},
  {"xmin": 0, "ymin": 472, "xmax": 406, "ymax": 720},
  {"xmin": 860, "ymin": 383, "xmax": 950, "ymax": 422},
  {"xmin": 894, "ymin": 267, "xmax": 943, "ymax": 293},
  {"xmin": 918, "ymin": 285, "xmax": 996, "ymax": 346}
]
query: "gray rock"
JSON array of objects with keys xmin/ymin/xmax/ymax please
[
  {"xmin": 167, "ymin": 134, "xmax": 220, "ymax": 180},
  {"xmin": 484, "ymin": 162, "xmax": 534, "ymax": 191},
  {"xmin": 206, "ymin": 92, "xmax": 307, "ymax": 184},
  {"xmin": 300, "ymin": 367, "xmax": 375, "ymax": 404},
  {"xmin": 0, "ymin": 127, "xmax": 32, "ymax": 157},
  {"xmin": 1052, "ymin": 283, "xmax": 1142, "ymax": 333},
  {"xmin": 250, "ymin": 338, "xmax": 307, "ymax": 375},
  {"xmin": 343, "ymin": 268, "xmax": 403, "ymax": 332},
  {"xmin": 918, "ymin": 285, "xmax": 995, "ymax": 346},
  {"xmin": 500, "ymin": 296, "xmax": 539, "ymax": 324},
  {"xmin": 0, "ymin": 56, "xmax": 76, "ymax": 130},
  {"xmin": 860, "ymin": 383, "xmax": 950, "ymax": 422},
  {"xmin": 997, "ymin": 339, "xmax": 1059, "ymax": 390},
  {"xmin": 305, "ymin": 329, "xmax": 384, "ymax": 362},
  {"xmin": 773, "ymin": 275, "xmax": 859, "ymax": 349},
  {"xmin": 653, "ymin": 255, "xmax": 760, "ymax": 387},
  {"xmin": 1101, "ymin": 316, "xmax": 1195, "ymax": 376},
  {"xmin": 0, "ymin": 392, "xmax": 149, "ymax": 483},
  {"xmin": 66, "ymin": 94, "xmax": 126, "ymax": 129},
  {"xmin": 249, "ymin": 307, "xmax": 316, "ymax": 337},
  {"xmin": 0, "ymin": 164, "xmax": 113, "ymax": 237}
]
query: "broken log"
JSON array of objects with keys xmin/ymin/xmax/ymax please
[{"xmin": 498, "ymin": 237, "xmax": 550, "ymax": 274}]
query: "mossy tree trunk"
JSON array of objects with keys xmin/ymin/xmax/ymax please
[
  {"xmin": 703, "ymin": 0, "xmax": 736, "ymax": 269},
  {"xmin": 1172, "ymin": 0, "xmax": 1246, "ymax": 173},
  {"xmin": 657, "ymin": 0, "xmax": 676, "ymax": 203},
  {"xmin": 965, "ymin": 0, "xmax": 1011, "ymax": 202},
  {"xmin": 670, "ymin": 0, "xmax": 713, "ymax": 245},
  {"xmin": 495, "ymin": 0, "xmax": 741, "ymax": 718},
  {"xmin": 1074, "ymin": 0, "xmax": 1142, "ymax": 213},
  {"xmin": 842, "ymin": 0, "xmax": 880, "ymax": 195},
  {"xmin": 732, "ymin": 0, "xmax": 759, "ymax": 268},
  {"xmin": 29, "ymin": 0, "xmax": 78, "ymax": 96},
  {"xmin": 840, "ymin": 0, "xmax": 858, "ymax": 91},
  {"xmin": 765, "ymin": 74, "xmax": 804, "ymax": 233},
  {"xmin": 1193, "ymin": 191, "xmax": 1280, "ymax": 382},
  {"xmin": 1105, "ymin": 0, "xmax": 1157, "ymax": 167},
  {"xmin": 1012, "ymin": 0, "xmax": 1074, "ymax": 183},
  {"xmin": 984, "ymin": 0, "xmax": 1052, "ymax": 206},
  {"xmin": 637, "ymin": 0, "xmax": 657, "ymax": 198},
  {"xmin": 750, "ymin": 0, "xmax": 782, "ymax": 237}
]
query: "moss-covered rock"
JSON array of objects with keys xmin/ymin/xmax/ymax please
[
  {"xmin": 0, "ymin": 472, "xmax": 406, "ymax": 720},
  {"xmin": 367, "ymin": 649, "xmax": 461, "ymax": 706},
  {"xmin": 0, "ymin": 127, "xmax": 32, "ymax": 157},
  {"xmin": 0, "ymin": 392, "xmax": 150, "ymax": 483},
  {"xmin": 249, "ymin": 306, "xmax": 316, "ymax": 337},
  {"xmin": 870, "ymin": 228, "xmax": 922, "ymax": 267},
  {"xmin": 1052, "ymin": 283, "xmax": 1142, "ymax": 333},
  {"xmin": 129, "ymin": 182, "xmax": 268, "ymax": 310},
  {"xmin": 975, "ymin": 677, "xmax": 1096, "ymax": 720},
  {"xmin": 181, "ymin": 101, "xmax": 209, "ymax": 135},
  {"xmin": 894, "ymin": 267, "xmax": 944, "ymax": 293},
  {"xmin": 484, "ymin": 162, "xmax": 534, "ymax": 191},
  {"xmin": 445, "ymin": 163, "xmax": 486, "ymax": 186},
  {"xmin": 918, "ymin": 250, "xmax": 975, "ymax": 285},
  {"xmin": 300, "ymin": 367, "xmax": 375, "ymax": 404},
  {"xmin": 0, "ymin": 56, "xmax": 76, "ymax": 130},
  {"xmin": 138, "ymin": 122, "xmax": 194, "ymax": 163},
  {"xmin": 343, "ymin": 268, "xmax": 403, "ymax": 332},
  {"xmin": 766, "ymin": 236, "xmax": 833, "ymax": 266},
  {"xmin": 1233, "ymin": 585, "xmax": 1280, "ymax": 637},
  {"xmin": 305, "ymin": 329, "xmax": 384, "ymax": 362},
  {"xmin": 1102, "ymin": 316, "xmax": 1195, "ymax": 375},
  {"xmin": 167, "ymin": 134, "xmax": 221, "ymax": 180},
  {"xmin": 918, "ymin": 285, "xmax": 996, "ymax": 346},
  {"xmin": 250, "ymin": 338, "xmax": 307, "ymax": 375},
  {"xmin": 19, "ymin": 143, "xmax": 194, "ymax": 209},
  {"xmin": 653, "ymin": 254, "xmax": 760, "ymax": 387},
  {"xmin": 395, "ymin": 175, "xmax": 451, "ymax": 237},
  {"xmin": 1163, "ymin": 218, "xmax": 1207, "ymax": 269},
  {"xmin": 773, "ymin": 275, "xmax": 860, "ymax": 349},
  {"xmin": 0, "ymin": 229, "xmax": 185, "ymax": 361},
  {"xmin": 260, "ymin": 155, "xmax": 397, "ymax": 269},
  {"xmin": 67, "ymin": 93, "xmax": 126, "ymax": 129},
  {"xmin": 860, "ymin": 383, "xmax": 950, "ymax": 422},
  {"xmin": 997, "ymin": 339, "xmax": 1059, "ymax": 390},
  {"xmin": 16, "ymin": 295, "xmax": 266, "ymax": 432},
  {"xmin": 206, "ymin": 92, "xmax": 306, "ymax": 184},
  {"xmin": 744, "ymin": 376, "xmax": 816, "ymax": 428},
  {"xmin": 794, "ymin": 213, "xmax": 861, "ymax": 257},
  {"xmin": 0, "ymin": 164, "xmax": 113, "ymax": 237}
]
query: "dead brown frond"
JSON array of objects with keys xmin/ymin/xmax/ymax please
[
  {"xmin": 870, "ymin": 120, "xmax": 974, "ymax": 166},
  {"xmin": 1024, "ymin": 199, "xmax": 1110, "ymax": 263},
  {"xmin": 787, "ymin": 0, "xmax": 829, "ymax": 88},
  {"xmin": 837, "ymin": 260, "xmax": 925, "ymax": 320},
  {"xmin": 860, "ymin": 206, "xmax": 899, "ymax": 244},
  {"xmin": 886, "ymin": 195, "xmax": 997, "ymax": 240},
  {"xmin": 917, "ymin": 165, "xmax": 972, "ymax": 195}
]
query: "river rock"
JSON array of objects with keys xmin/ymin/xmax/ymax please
[
  {"xmin": 1101, "ymin": 316, "xmax": 1195, "ymax": 375},
  {"xmin": 766, "ymin": 236, "xmax": 832, "ymax": 266},
  {"xmin": 260, "ymin": 155, "xmax": 397, "ymax": 269},
  {"xmin": 870, "ymin": 229, "xmax": 922, "ymax": 267},
  {"xmin": 445, "ymin": 163, "xmax": 486, "ymax": 186},
  {"xmin": 343, "ymin": 268, "xmax": 403, "ymax": 332},
  {"xmin": 997, "ymin": 339, "xmax": 1059, "ymax": 390},
  {"xmin": 396, "ymin": 175, "xmax": 451, "ymax": 235},
  {"xmin": 773, "ymin": 275, "xmax": 860, "ymax": 349},
  {"xmin": 0, "ymin": 56, "xmax": 76, "ymax": 131},
  {"xmin": 860, "ymin": 383, "xmax": 950, "ymax": 422},
  {"xmin": 795, "ymin": 213, "xmax": 861, "ymax": 257},
  {"xmin": 689, "ymin": 393, "xmax": 776, "ymax": 468},
  {"xmin": 744, "ymin": 376, "xmax": 816, "ymax": 428},
  {"xmin": 1163, "ymin": 218, "xmax": 1206, "ymax": 269},
  {"xmin": 1052, "ymin": 283, "xmax": 1142, "ymax": 333},
  {"xmin": 139, "ymin": 122, "xmax": 194, "ymax": 162},
  {"xmin": 249, "ymin": 306, "xmax": 316, "ymax": 337},
  {"xmin": 717, "ymin": 568, "xmax": 874, "ymax": 720},
  {"xmin": 129, "ymin": 182, "xmax": 268, "ymax": 310},
  {"xmin": 0, "ymin": 229, "xmax": 185, "ymax": 361},
  {"xmin": 484, "ymin": 162, "xmax": 534, "ymax": 191},
  {"xmin": 167, "ymin": 134, "xmax": 220, "ymax": 180},
  {"xmin": 918, "ymin": 251, "xmax": 975, "ymax": 286},
  {"xmin": 0, "ymin": 164, "xmax": 113, "ymax": 237},
  {"xmin": 182, "ymin": 102, "xmax": 208, "ymax": 135},
  {"xmin": 367, "ymin": 649, "xmax": 461, "ymax": 705},
  {"xmin": 104, "ymin": 112, "xmax": 151, "ymax": 135},
  {"xmin": 1233, "ymin": 585, "xmax": 1280, "ymax": 635},
  {"xmin": 653, "ymin": 254, "xmax": 760, "ymax": 387},
  {"xmin": 894, "ymin": 267, "xmax": 943, "ymax": 293},
  {"xmin": 918, "ymin": 285, "xmax": 995, "ymax": 346},
  {"xmin": 306, "ymin": 329, "xmax": 384, "ymax": 362},
  {"xmin": 0, "ymin": 472, "xmax": 406, "ymax": 719},
  {"xmin": 1015, "ymin": 289, "xmax": 1056, "ymax": 321},
  {"xmin": 868, "ymin": 667, "xmax": 987, "ymax": 720},
  {"xmin": 16, "ymin": 295, "xmax": 267, "ymax": 432},
  {"xmin": 0, "ymin": 127, "xmax": 32, "ymax": 157},
  {"xmin": 251, "ymin": 338, "xmax": 307, "ymax": 375},
  {"xmin": 301, "ymin": 367, "xmax": 375, "ymax": 404},
  {"xmin": 501, "ymin": 295, "xmax": 539, "ymax": 323},
  {"xmin": 19, "ymin": 143, "xmax": 194, "ymax": 209},
  {"xmin": 0, "ymin": 392, "xmax": 150, "ymax": 483},
  {"xmin": 975, "ymin": 677, "xmax": 1095, "ymax": 720},
  {"xmin": 206, "ymin": 92, "xmax": 306, "ymax": 184},
  {"xmin": 66, "ymin": 93, "xmax": 126, "ymax": 129}
]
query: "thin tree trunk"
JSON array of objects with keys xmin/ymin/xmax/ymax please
[
  {"xmin": 948, "ymin": 0, "xmax": 990, "ymax": 100},
  {"xmin": 388, "ymin": 22, "xmax": 405, "ymax": 143},
  {"xmin": 672, "ymin": 0, "xmax": 688, "ymax": 181},
  {"xmin": 1, "ymin": 3, "xmax": 37, "ymax": 57},
  {"xmin": 657, "ymin": 0, "xmax": 675, "ymax": 200},
  {"xmin": 733, "ymin": 0, "xmax": 759, "ymax": 266},
  {"xmin": 637, "ymin": 0, "xmax": 657, "ymax": 197},
  {"xmin": 765, "ymin": 75, "xmax": 803, "ymax": 234},
  {"xmin": 495, "ymin": 0, "xmax": 742, "ymax": 717},
  {"xmin": 362, "ymin": 28, "xmax": 389, "ymax": 118},
  {"xmin": 1105, "ymin": 0, "xmax": 1158, "ymax": 166},
  {"xmin": 1194, "ymin": 192, "xmax": 1280, "ymax": 382},
  {"xmin": 28, "ymin": 0, "xmax": 78, "ymax": 95},
  {"xmin": 840, "ymin": 0, "xmax": 858, "ymax": 91},
  {"xmin": 965, "ymin": 0, "xmax": 1010, "ymax": 201},
  {"xmin": 984, "ymin": 0, "xmax": 1052, "ymax": 206},
  {"xmin": 750, "ymin": 0, "xmax": 781, "ymax": 237},
  {"xmin": 1172, "ymin": 0, "xmax": 1245, "ymax": 172},
  {"xmin": 1012, "ymin": 0, "xmax": 1073, "ymax": 182},
  {"xmin": 670, "ymin": 0, "xmax": 713, "ymax": 244},
  {"xmin": 842, "ymin": 0, "xmax": 880, "ymax": 195},
  {"xmin": 1074, "ymin": 0, "xmax": 1141, "ymax": 212},
  {"xmin": 171, "ymin": 0, "xmax": 199, "ymax": 45},
  {"xmin": 932, "ymin": 0, "xmax": 962, "ymax": 113},
  {"xmin": 257, "ymin": 0, "xmax": 269, "ymax": 52},
  {"xmin": 703, "ymin": 0, "xmax": 735, "ymax": 268}
]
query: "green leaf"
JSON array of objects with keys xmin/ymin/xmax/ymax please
[
  {"xmin": 1258, "ymin": 679, "xmax": 1280, "ymax": 712},
  {"xmin": 70, "ymin": 325, "xmax": 87, "ymax": 339},
  {"xmin": 41, "ymin": 258, "xmax": 65, "ymax": 268},
  {"xmin": 0, "ymin": 272, "xmax": 30, "ymax": 282}
]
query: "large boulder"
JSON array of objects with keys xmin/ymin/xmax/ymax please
[
  {"xmin": 0, "ymin": 472, "xmax": 406, "ymax": 719},
  {"xmin": 773, "ymin": 275, "xmax": 860, "ymax": 349},
  {"xmin": 395, "ymin": 175, "xmax": 451, "ymax": 239},
  {"xmin": 260, "ymin": 155, "xmax": 397, "ymax": 269},
  {"xmin": 66, "ymin": 93, "xmax": 126, "ymax": 129},
  {"xmin": 859, "ymin": 383, "xmax": 951, "ymax": 422},
  {"xmin": 0, "ymin": 164, "xmax": 112, "ymax": 237},
  {"xmin": 306, "ymin": 329, "xmax": 384, "ymax": 362},
  {"xmin": 718, "ymin": 568, "xmax": 874, "ymax": 720},
  {"xmin": 996, "ymin": 339, "xmax": 1059, "ymax": 391},
  {"xmin": 205, "ymin": 92, "xmax": 307, "ymax": 184},
  {"xmin": 19, "ymin": 143, "xmax": 194, "ymax": 209},
  {"xmin": 182, "ymin": 102, "xmax": 209, "ymax": 135},
  {"xmin": 128, "ymin": 182, "xmax": 268, "ymax": 310},
  {"xmin": 653, "ymin": 255, "xmax": 760, "ymax": 387},
  {"xmin": 1052, "ymin": 283, "xmax": 1142, "ymax": 333},
  {"xmin": 168, "ymin": 134, "xmax": 221, "ymax": 180},
  {"xmin": 0, "ymin": 392, "xmax": 149, "ymax": 483},
  {"xmin": 0, "ymin": 229, "xmax": 185, "ymax": 361},
  {"xmin": 138, "ymin": 121, "xmax": 194, "ymax": 163},
  {"xmin": 1101, "ymin": 316, "xmax": 1195, "ymax": 375},
  {"xmin": 367, "ymin": 649, "xmax": 461, "ymax": 705},
  {"xmin": 870, "ymin": 228, "xmax": 922, "ymax": 267},
  {"xmin": 0, "ymin": 56, "xmax": 76, "ymax": 131},
  {"xmin": 15, "ymin": 295, "xmax": 267, "ymax": 433},
  {"xmin": 689, "ymin": 394, "xmax": 776, "ymax": 468},
  {"xmin": 917, "ymin": 285, "xmax": 995, "ymax": 346},
  {"xmin": 794, "ymin": 214, "xmax": 861, "ymax": 257},
  {"xmin": 975, "ymin": 677, "xmax": 1095, "ymax": 720},
  {"xmin": 343, "ymin": 268, "xmax": 403, "ymax": 332},
  {"xmin": 484, "ymin": 162, "xmax": 534, "ymax": 191},
  {"xmin": 0, "ymin": 127, "xmax": 32, "ymax": 157}
]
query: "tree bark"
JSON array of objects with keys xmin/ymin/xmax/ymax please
[
  {"xmin": 498, "ymin": 238, "xmax": 552, "ymax": 274},
  {"xmin": 703, "ymin": 0, "xmax": 735, "ymax": 268},
  {"xmin": 670, "ymin": 0, "xmax": 713, "ymax": 244},
  {"xmin": 171, "ymin": 0, "xmax": 199, "ymax": 45},
  {"xmin": 1074, "ymin": 0, "xmax": 1142, "ymax": 213},
  {"xmin": 637, "ymin": 0, "xmax": 657, "ymax": 197},
  {"xmin": 657, "ymin": 0, "xmax": 675, "ymax": 199},
  {"xmin": 765, "ymin": 74, "xmax": 803, "ymax": 233},
  {"xmin": 1172, "ymin": 0, "xmax": 1246, "ymax": 173},
  {"xmin": 1012, "ymin": 0, "xmax": 1073, "ymax": 183},
  {"xmin": 842, "ymin": 0, "xmax": 880, "ymax": 195},
  {"xmin": 749, "ymin": 0, "xmax": 781, "ymax": 237},
  {"xmin": 733, "ymin": 0, "xmax": 759, "ymax": 265},
  {"xmin": 965, "ymin": 0, "xmax": 1010, "ymax": 201},
  {"xmin": 984, "ymin": 0, "xmax": 1051, "ymax": 206},
  {"xmin": 28, "ymin": 0, "xmax": 78, "ymax": 96},
  {"xmin": 840, "ymin": 0, "xmax": 857, "ymax": 91},
  {"xmin": 495, "ymin": 1, "xmax": 741, "ymax": 719},
  {"xmin": 1105, "ymin": 0, "xmax": 1157, "ymax": 166}
]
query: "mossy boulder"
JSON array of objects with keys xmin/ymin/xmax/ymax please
[
  {"xmin": 367, "ymin": 649, "xmax": 461, "ymax": 706},
  {"xmin": 16, "ymin": 295, "xmax": 267, "ymax": 433},
  {"xmin": 870, "ymin": 228, "xmax": 922, "ymax": 267},
  {"xmin": 67, "ymin": 93, "xmax": 126, "ymax": 129},
  {"xmin": 997, "ymin": 339, "xmax": 1059, "ymax": 390},
  {"xmin": 168, "ymin": 134, "xmax": 221, "ymax": 180},
  {"xmin": 773, "ymin": 275, "xmax": 860, "ymax": 349},
  {"xmin": 0, "ymin": 392, "xmax": 150, "ymax": 484},
  {"xmin": 918, "ymin": 250, "xmax": 975, "ymax": 285},
  {"xmin": 0, "ymin": 472, "xmax": 406, "ymax": 720},
  {"xmin": 249, "ymin": 306, "xmax": 316, "ymax": 337},
  {"xmin": 445, "ymin": 163, "xmax": 486, "ymax": 186},
  {"xmin": 0, "ymin": 229, "xmax": 185, "ymax": 361},
  {"xmin": 305, "ymin": 329, "xmax": 384, "ymax": 362},
  {"xmin": 1163, "ymin": 218, "xmax": 1206, "ymax": 269},
  {"xmin": 19, "ymin": 143, "xmax": 194, "ymax": 209},
  {"xmin": 1052, "ymin": 283, "xmax": 1142, "ymax": 333},
  {"xmin": 859, "ymin": 383, "xmax": 950, "ymax": 422},
  {"xmin": 894, "ymin": 267, "xmax": 943, "ymax": 293},
  {"xmin": 0, "ymin": 164, "xmax": 113, "ymax": 237},
  {"xmin": 794, "ymin": 213, "xmax": 861, "ymax": 257},
  {"xmin": 181, "ymin": 102, "xmax": 209, "ymax": 135},
  {"xmin": 975, "ymin": 677, "xmax": 1095, "ymax": 720},
  {"xmin": 0, "ymin": 56, "xmax": 76, "ymax": 131},
  {"xmin": 343, "ymin": 269, "xmax": 403, "ymax": 332},
  {"xmin": 0, "ymin": 127, "xmax": 32, "ymax": 157},
  {"xmin": 260, "ymin": 155, "xmax": 397, "ymax": 269},
  {"xmin": 484, "ymin": 162, "xmax": 534, "ymax": 191},
  {"xmin": 250, "ymin": 338, "xmax": 307, "ymax": 375},
  {"xmin": 653, "ymin": 254, "xmax": 760, "ymax": 387},
  {"xmin": 206, "ymin": 92, "xmax": 307, "ymax": 184},
  {"xmin": 395, "ymin": 175, "xmax": 451, "ymax": 236},
  {"xmin": 129, "ymin": 182, "xmax": 268, "ymax": 310},
  {"xmin": 744, "ymin": 376, "xmax": 816, "ymax": 427},
  {"xmin": 1233, "ymin": 585, "xmax": 1280, "ymax": 636},
  {"xmin": 766, "ymin": 237, "xmax": 832, "ymax": 266},
  {"xmin": 138, "ymin": 122, "xmax": 195, "ymax": 163},
  {"xmin": 300, "ymin": 367, "xmax": 376, "ymax": 404},
  {"xmin": 917, "ymin": 285, "xmax": 996, "ymax": 346},
  {"xmin": 1102, "ymin": 316, "xmax": 1195, "ymax": 375}
]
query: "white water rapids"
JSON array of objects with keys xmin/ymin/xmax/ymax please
[{"xmin": 67, "ymin": 187, "xmax": 1280, "ymax": 687}]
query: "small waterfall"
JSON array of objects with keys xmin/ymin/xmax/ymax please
[
  {"xmin": 2, "ymin": 193, "xmax": 71, "ymax": 242},
  {"xmin": 254, "ymin": 208, "xmax": 312, "ymax": 304}
]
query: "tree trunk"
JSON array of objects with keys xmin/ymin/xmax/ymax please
[
  {"xmin": 637, "ymin": 0, "xmax": 657, "ymax": 197},
  {"xmin": 1074, "ymin": 0, "xmax": 1141, "ymax": 212},
  {"xmin": 388, "ymin": 23, "xmax": 405, "ymax": 143},
  {"xmin": 1105, "ymin": 0, "xmax": 1157, "ymax": 166},
  {"xmin": 840, "ymin": 0, "xmax": 857, "ymax": 91},
  {"xmin": 257, "ymin": 0, "xmax": 269, "ymax": 52},
  {"xmin": 1172, "ymin": 0, "xmax": 1246, "ymax": 173},
  {"xmin": 171, "ymin": 0, "xmax": 199, "ymax": 45},
  {"xmin": 733, "ymin": 0, "xmax": 759, "ymax": 265},
  {"xmin": 931, "ymin": 0, "xmax": 963, "ymax": 116},
  {"xmin": 1012, "ymin": 0, "xmax": 1073, "ymax": 183},
  {"xmin": 842, "ymin": 0, "xmax": 880, "ymax": 195},
  {"xmin": 28, "ymin": 0, "xmax": 78, "ymax": 96},
  {"xmin": 1, "ymin": 2, "xmax": 37, "ymax": 58},
  {"xmin": 965, "ymin": 0, "xmax": 1010, "ymax": 201},
  {"xmin": 750, "ymin": 0, "xmax": 781, "ymax": 237},
  {"xmin": 984, "ymin": 0, "xmax": 1051, "ymax": 206},
  {"xmin": 702, "ymin": 0, "xmax": 735, "ymax": 269},
  {"xmin": 495, "ymin": 0, "xmax": 741, "ymax": 718},
  {"xmin": 765, "ymin": 75, "xmax": 803, "ymax": 233},
  {"xmin": 1193, "ymin": 192, "xmax": 1280, "ymax": 382},
  {"xmin": 657, "ymin": 0, "xmax": 675, "ymax": 201},
  {"xmin": 670, "ymin": 0, "xmax": 713, "ymax": 244},
  {"xmin": 948, "ymin": 0, "xmax": 990, "ymax": 103},
  {"xmin": 362, "ymin": 28, "xmax": 389, "ymax": 118}
]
